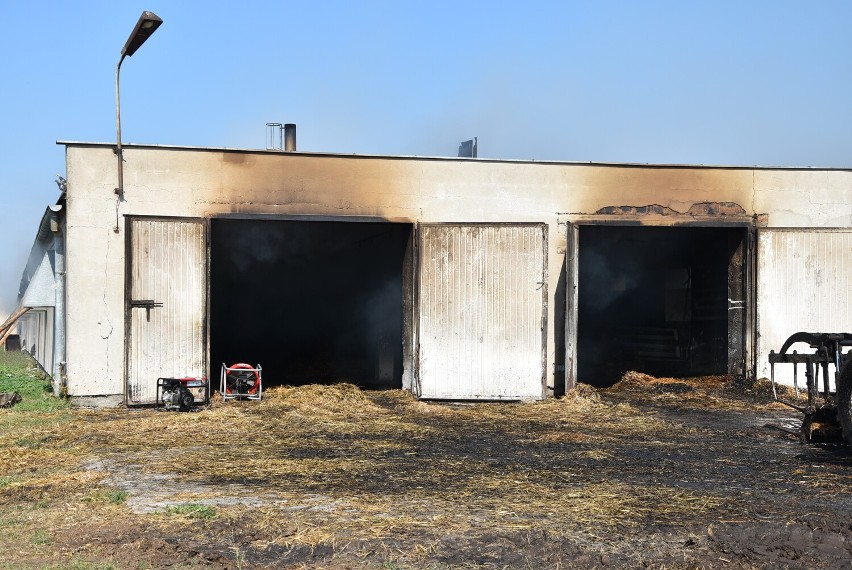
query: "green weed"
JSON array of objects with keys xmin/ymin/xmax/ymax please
[
  {"xmin": 108, "ymin": 490, "xmax": 129, "ymax": 504},
  {"xmin": 81, "ymin": 489, "xmax": 129, "ymax": 505},
  {"xmin": 14, "ymin": 434, "xmax": 53, "ymax": 448},
  {"xmin": 163, "ymin": 503, "xmax": 216, "ymax": 520},
  {"xmin": 31, "ymin": 529, "xmax": 51, "ymax": 545}
]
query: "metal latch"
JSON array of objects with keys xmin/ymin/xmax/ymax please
[{"xmin": 130, "ymin": 299, "xmax": 163, "ymax": 321}]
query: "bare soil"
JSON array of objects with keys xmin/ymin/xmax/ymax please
[{"xmin": 2, "ymin": 376, "xmax": 852, "ymax": 569}]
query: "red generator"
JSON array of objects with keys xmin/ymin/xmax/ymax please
[{"xmin": 156, "ymin": 377, "xmax": 210, "ymax": 411}]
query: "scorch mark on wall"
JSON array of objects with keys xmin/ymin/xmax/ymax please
[{"xmin": 592, "ymin": 202, "xmax": 748, "ymax": 217}]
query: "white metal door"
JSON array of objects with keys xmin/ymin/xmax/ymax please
[
  {"xmin": 127, "ymin": 218, "xmax": 207, "ymax": 404},
  {"xmin": 417, "ymin": 224, "xmax": 547, "ymax": 400},
  {"xmin": 756, "ymin": 229, "xmax": 852, "ymax": 385}
]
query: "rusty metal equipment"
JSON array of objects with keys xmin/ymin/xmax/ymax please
[{"xmin": 768, "ymin": 332, "xmax": 852, "ymax": 444}]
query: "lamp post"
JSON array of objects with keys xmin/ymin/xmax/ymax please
[{"xmin": 115, "ymin": 11, "xmax": 163, "ymax": 208}]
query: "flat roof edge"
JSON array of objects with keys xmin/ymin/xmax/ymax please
[{"xmin": 55, "ymin": 140, "xmax": 852, "ymax": 172}]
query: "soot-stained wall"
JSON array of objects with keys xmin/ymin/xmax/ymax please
[
  {"xmin": 210, "ymin": 219, "xmax": 411, "ymax": 389},
  {"xmin": 60, "ymin": 143, "xmax": 852, "ymax": 403},
  {"xmin": 577, "ymin": 226, "xmax": 740, "ymax": 386}
]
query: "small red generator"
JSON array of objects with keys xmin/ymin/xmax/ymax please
[{"xmin": 156, "ymin": 377, "xmax": 210, "ymax": 411}]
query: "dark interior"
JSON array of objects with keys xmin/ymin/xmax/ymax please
[
  {"xmin": 210, "ymin": 219, "xmax": 411, "ymax": 389},
  {"xmin": 577, "ymin": 225, "xmax": 744, "ymax": 387}
]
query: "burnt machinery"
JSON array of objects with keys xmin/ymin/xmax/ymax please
[{"xmin": 768, "ymin": 332, "xmax": 852, "ymax": 444}]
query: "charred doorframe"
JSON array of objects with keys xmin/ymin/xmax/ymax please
[
  {"xmin": 563, "ymin": 217, "xmax": 756, "ymax": 389},
  {"xmin": 407, "ymin": 223, "xmax": 421, "ymax": 395},
  {"xmin": 208, "ymin": 213, "xmax": 417, "ymax": 391}
]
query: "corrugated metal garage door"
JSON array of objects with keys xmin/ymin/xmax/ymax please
[
  {"xmin": 756, "ymin": 229, "xmax": 852, "ymax": 384},
  {"xmin": 127, "ymin": 218, "xmax": 207, "ymax": 404},
  {"xmin": 418, "ymin": 224, "xmax": 547, "ymax": 400}
]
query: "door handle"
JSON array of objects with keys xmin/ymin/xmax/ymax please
[{"xmin": 130, "ymin": 299, "xmax": 163, "ymax": 321}]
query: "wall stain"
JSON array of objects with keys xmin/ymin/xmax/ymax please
[{"xmin": 594, "ymin": 201, "xmax": 747, "ymax": 217}]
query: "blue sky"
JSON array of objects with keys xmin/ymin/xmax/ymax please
[{"xmin": 2, "ymin": 1, "xmax": 852, "ymax": 314}]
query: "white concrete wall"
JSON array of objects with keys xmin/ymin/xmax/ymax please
[
  {"xmin": 756, "ymin": 229, "xmax": 852, "ymax": 389},
  {"xmin": 64, "ymin": 144, "xmax": 852, "ymax": 400}
]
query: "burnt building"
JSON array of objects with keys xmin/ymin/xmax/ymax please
[{"xmin": 25, "ymin": 141, "xmax": 851, "ymax": 405}]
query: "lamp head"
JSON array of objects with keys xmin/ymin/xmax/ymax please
[{"xmin": 121, "ymin": 11, "xmax": 163, "ymax": 57}]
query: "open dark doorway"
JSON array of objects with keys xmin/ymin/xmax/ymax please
[
  {"xmin": 577, "ymin": 225, "xmax": 746, "ymax": 387},
  {"xmin": 210, "ymin": 219, "xmax": 412, "ymax": 389}
]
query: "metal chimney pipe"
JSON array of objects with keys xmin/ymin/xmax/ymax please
[
  {"xmin": 266, "ymin": 122, "xmax": 282, "ymax": 150},
  {"xmin": 284, "ymin": 123, "xmax": 297, "ymax": 151}
]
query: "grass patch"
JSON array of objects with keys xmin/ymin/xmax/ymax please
[
  {"xmin": 0, "ymin": 476, "xmax": 17, "ymax": 488},
  {"xmin": 163, "ymin": 503, "xmax": 216, "ymax": 520},
  {"xmin": 108, "ymin": 490, "xmax": 129, "ymax": 504},
  {"xmin": 0, "ymin": 351, "xmax": 66, "ymax": 412},
  {"xmin": 31, "ymin": 529, "xmax": 51, "ymax": 545},
  {"xmin": 14, "ymin": 434, "xmax": 54, "ymax": 448},
  {"xmin": 82, "ymin": 489, "xmax": 129, "ymax": 505}
]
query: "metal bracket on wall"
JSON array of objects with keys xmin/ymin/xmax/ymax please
[{"xmin": 130, "ymin": 299, "xmax": 163, "ymax": 322}]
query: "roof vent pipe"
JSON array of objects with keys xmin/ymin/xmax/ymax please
[
  {"xmin": 284, "ymin": 123, "xmax": 296, "ymax": 152},
  {"xmin": 266, "ymin": 122, "xmax": 283, "ymax": 150}
]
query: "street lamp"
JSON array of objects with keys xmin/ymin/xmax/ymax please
[{"xmin": 115, "ymin": 11, "xmax": 163, "ymax": 209}]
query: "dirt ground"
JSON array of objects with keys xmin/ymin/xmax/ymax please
[{"xmin": 2, "ymin": 374, "xmax": 852, "ymax": 569}]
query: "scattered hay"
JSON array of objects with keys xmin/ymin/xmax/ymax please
[
  {"xmin": 0, "ymin": 378, "xmax": 816, "ymax": 567},
  {"xmin": 561, "ymin": 482, "xmax": 721, "ymax": 528},
  {"xmin": 749, "ymin": 377, "xmax": 800, "ymax": 401},
  {"xmin": 610, "ymin": 371, "xmax": 725, "ymax": 393},
  {"xmin": 263, "ymin": 382, "xmax": 371, "ymax": 408},
  {"xmin": 574, "ymin": 449, "xmax": 613, "ymax": 460},
  {"xmin": 40, "ymin": 381, "xmax": 695, "ymax": 541},
  {"xmin": 606, "ymin": 370, "xmax": 794, "ymax": 411},
  {"xmin": 564, "ymin": 382, "xmax": 600, "ymax": 403}
]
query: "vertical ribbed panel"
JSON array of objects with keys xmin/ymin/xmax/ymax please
[
  {"xmin": 756, "ymin": 229, "xmax": 852, "ymax": 385},
  {"xmin": 418, "ymin": 224, "xmax": 547, "ymax": 400},
  {"xmin": 42, "ymin": 308, "xmax": 54, "ymax": 377},
  {"xmin": 22, "ymin": 309, "xmax": 54, "ymax": 375},
  {"xmin": 128, "ymin": 219, "xmax": 206, "ymax": 404}
]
